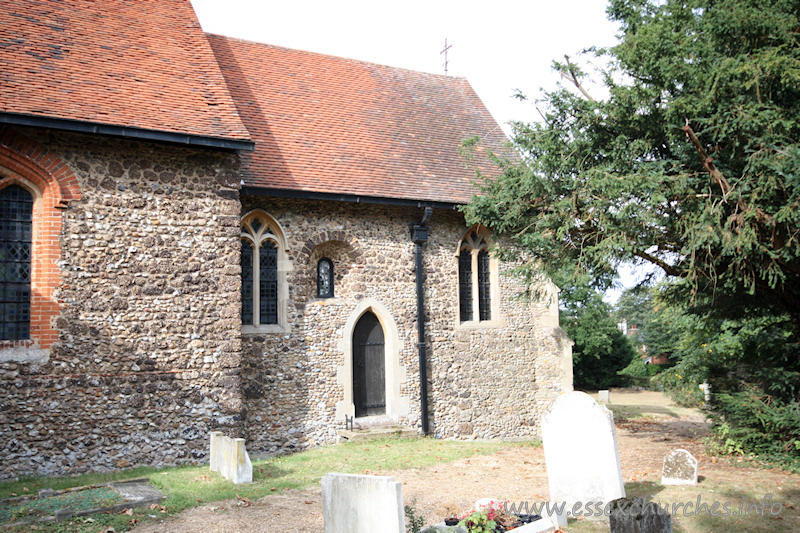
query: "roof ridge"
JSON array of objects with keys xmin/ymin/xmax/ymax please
[{"xmin": 205, "ymin": 32, "xmax": 467, "ymax": 81}]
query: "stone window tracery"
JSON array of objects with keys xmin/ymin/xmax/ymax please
[
  {"xmin": 241, "ymin": 211, "xmax": 289, "ymax": 332},
  {"xmin": 457, "ymin": 225, "xmax": 500, "ymax": 327}
]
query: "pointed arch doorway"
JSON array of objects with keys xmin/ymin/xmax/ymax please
[
  {"xmin": 352, "ymin": 311, "xmax": 386, "ymax": 417},
  {"xmin": 335, "ymin": 298, "xmax": 410, "ymax": 423}
]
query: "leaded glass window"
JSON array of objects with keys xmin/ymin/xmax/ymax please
[
  {"xmin": 317, "ymin": 257, "xmax": 334, "ymax": 298},
  {"xmin": 458, "ymin": 226, "xmax": 494, "ymax": 324},
  {"xmin": 0, "ymin": 185, "xmax": 33, "ymax": 340},
  {"xmin": 478, "ymin": 249, "xmax": 491, "ymax": 321},
  {"xmin": 259, "ymin": 241, "xmax": 278, "ymax": 324},
  {"xmin": 458, "ymin": 250, "xmax": 472, "ymax": 322},
  {"xmin": 241, "ymin": 212, "xmax": 284, "ymax": 328}
]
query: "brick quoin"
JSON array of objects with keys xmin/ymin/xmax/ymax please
[{"xmin": 0, "ymin": 127, "xmax": 81, "ymax": 350}]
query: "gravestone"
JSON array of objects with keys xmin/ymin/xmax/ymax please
[
  {"xmin": 541, "ymin": 391, "xmax": 625, "ymax": 515},
  {"xmin": 209, "ymin": 432, "xmax": 252, "ymax": 484},
  {"xmin": 598, "ymin": 390, "xmax": 610, "ymax": 403},
  {"xmin": 661, "ymin": 449, "xmax": 698, "ymax": 486},
  {"xmin": 321, "ymin": 473, "xmax": 404, "ymax": 533},
  {"xmin": 609, "ymin": 497, "xmax": 672, "ymax": 533}
]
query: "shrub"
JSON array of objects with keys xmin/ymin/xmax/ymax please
[{"xmin": 709, "ymin": 392, "xmax": 800, "ymax": 472}]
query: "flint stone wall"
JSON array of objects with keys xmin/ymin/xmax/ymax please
[
  {"xmin": 0, "ymin": 128, "xmax": 572, "ymax": 480},
  {"xmin": 0, "ymin": 128, "xmax": 243, "ymax": 480},
  {"xmin": 240, "ymin": 197, "xmax": 572, "ymax": 454}
]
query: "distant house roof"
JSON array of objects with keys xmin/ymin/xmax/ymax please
[
  {"xmin": 0, "ymin": 0, "xmax": 251, "ymax": 149},
  {"xmin": 207, "ymin": 35, "xmax": 510, "ymax": 205}
]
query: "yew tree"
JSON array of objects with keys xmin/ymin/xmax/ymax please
[{"xmin": 465, "ymin": 0, "xmax": 800, "ymax": 320}]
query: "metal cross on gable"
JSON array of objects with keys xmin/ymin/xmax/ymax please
[{"xmin": 441, "ymin": 38, "xmax": 452, "ymax": 75}]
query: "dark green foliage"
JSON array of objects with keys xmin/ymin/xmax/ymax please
[
  {"xmin": 618, "ymin": 356, "xmax": 662, "ymax": 381},
  {"xmin": 464, "ymin": 0, "xmax": 800, "ymax": 313},
  {"xmin": 404, "ymin": 499, "xmax": 426, "ymax": 533},
  {"xmin": 712, "ymin": 394, "xmax": 800, "ymax": 471},
  {"xmin": 654, "ymin": 297, "xmax": 800, "ymax": 468},
  {"xmin": 614, "ymin": 285, "xmax": 681, "ymax": 360},
  {"xmin": 564, "ymin": 293, "xmax": 637, "ymax": 390},
  {"xmin": 463, "ymin": 0, "xmax": 800, "ymax": 467}
]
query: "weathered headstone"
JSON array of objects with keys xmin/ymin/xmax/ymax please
[
  {"xmin": 541, "ymin": 391, "xmax": 625, "ymax": 516},
  {"xmin": 609, "ymin": 497, "xmax": 672, "ymax": 533},
  {"xmin": 661, "ymin": 449, "xmax": 698, "ymax": 486},
  {"xmin": 598, "ymin": 389, "xmax": 610, "ymax": 403},
  {"xmin": 322, "ymin": 473, "xmax": 404, "ymax": 533},
  {"xmin": 209, "ymin": 432, "xmax": 252, "ymax": 484}
]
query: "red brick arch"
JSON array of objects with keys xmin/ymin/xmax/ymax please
[
  {"xmin": 0, "ymin": 127, "xmax": 82, "ymax": 350},
  {"xmin": 0, "ymin": 127, "xmax": 81, "ymax": 206}
]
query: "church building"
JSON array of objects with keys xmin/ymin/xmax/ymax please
[{"xmin": 0, "ymin": 0, "xmax": 572, "ymax": 479}]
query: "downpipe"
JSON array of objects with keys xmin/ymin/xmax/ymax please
[{"xmin": 411, "ymin": 207, "xmax": 432, "ymax": 435}]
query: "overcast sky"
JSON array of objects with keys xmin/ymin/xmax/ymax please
[{"xmin": 190, "ymin": 0, "xmax": 647, "ymax": 300}]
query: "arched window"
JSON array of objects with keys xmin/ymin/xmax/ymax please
[
  {"xmin": 317, "ymin": 257, "xmax": 334, "ymax": 298},
  {"xmin": 458, "ymin": 226, "xmax": 496, "ymax": 324},
  {"xmin": 241, "ymin": 211, "xmax": 288, "ymax": 331},
  {"xmin": 0, "ymin": 185, "xmax": 33, "ymax": 340}
]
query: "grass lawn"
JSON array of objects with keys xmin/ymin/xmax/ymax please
[
  {"xmin": 0, "ymin": 437, "xmax": 520, "ymax": 532},
  {"xmin": 592, "ymin": 388, "xmax": 702, "ymax": 422}
]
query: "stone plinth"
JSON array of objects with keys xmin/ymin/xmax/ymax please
[{"xmin": 210, "ymin": 432, "xmax": 252, "ymax": 484}]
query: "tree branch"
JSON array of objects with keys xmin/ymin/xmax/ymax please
[
  {"xmin": 633, "ymin": 249, "xmax": 684, "ymax": 277},
  {"xmin": 682, "ymin": 120, "xmax": 745, "ymax": 210},
  {"xmin": 683, "ymin": 120, "xmax": 779, "ymax": 235},
  {"xmin": 560, "ymin": 55, "xmax": 596, "ymax": 102},
  {"xmin": 564, "ymin": 222, "xmax": 684, "ymax": 278}
]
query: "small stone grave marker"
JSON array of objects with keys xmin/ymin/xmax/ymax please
[
  {"xmin": 321, "ymin": 473, "xmax": 404, "ymax": 533},
  {"xmin": 209, "ymin": 431, "xmax": 252, "ymax": 484},
  {"xmin": 609, "ymin": 497, "xmax": 672, "ymax": 533},
  {"xmin": 598, "ymin": 389, "xmax": 610, "ymax": 403},
  {"xmin": 541, "ymin": 391, "xmax": 625, "ymax": 515},
  {"xmin": 661, "ymin": 449, "xmax": 698, "ymax": 485}
]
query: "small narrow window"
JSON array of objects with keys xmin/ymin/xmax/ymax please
[
  {"xmin": 0, "ymin": 185, "xmax": 33, "ymax": 340},
  {"xmin": 458, "ymin": 250, "xmax": 472, "ymax": 322},
  {"xmin": 259, "ymin": 241, "xmax": 278, "ymax": 324},
  {"xmin": 457, "ymin": 226, "xmax": 495, "ymax": 325},
  {"xmin": 477, "ymin": 249, "xmax": 491, "ymax": 321},
  {"xmin": 317, "ymin": 257, "xmax": 334, "ymax": 298}
]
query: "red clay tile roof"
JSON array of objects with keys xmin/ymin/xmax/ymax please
[
  {"xmin": 207, "ymin": 35, "xmax": 510, "ymax": 204},
  {"xmin": 0, "ymin": 0, "xmax": 250, "ymax": 144}
]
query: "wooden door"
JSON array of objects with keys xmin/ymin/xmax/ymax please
[{"xmin": 352, "ymin": 312, "xmax": 386, "ymax": 417}]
